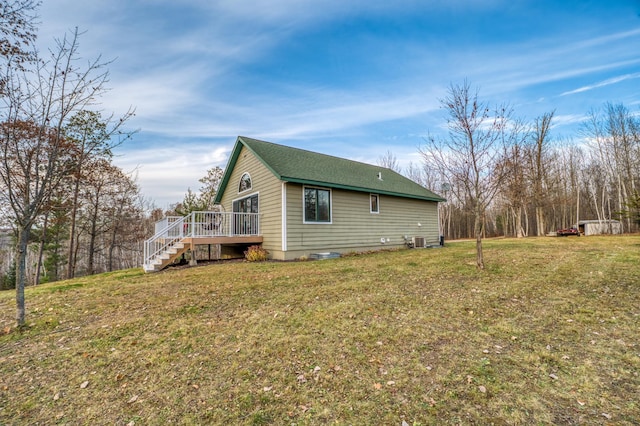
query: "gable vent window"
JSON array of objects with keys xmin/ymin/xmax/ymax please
[{"xmin": 239, "ymin": 172, "xmax": 252, "ymax": 193}]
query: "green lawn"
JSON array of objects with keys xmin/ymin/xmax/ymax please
[{"xmin": 1, "ymin": 236, "xmax": 639, "ymax": 425}]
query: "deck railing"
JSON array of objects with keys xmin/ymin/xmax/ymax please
[
  {"xmin": 154, "ymin": 216, "xmax": 182, "ymax": 235},
  {"xmin": 143, "ymin": 211, "xmax": 260, "ymax": 269}
]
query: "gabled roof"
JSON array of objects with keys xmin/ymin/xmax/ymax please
[{"xmin": 214, "ymin": 136, "xmax": 445, "ymax": 204}]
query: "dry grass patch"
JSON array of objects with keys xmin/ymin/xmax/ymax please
[{"xmin": 1, "ymin": 236, "xmax": 639, "ymax": 425}]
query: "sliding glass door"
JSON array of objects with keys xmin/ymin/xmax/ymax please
[{"xmin": 232, "ymin": 194, "xmax": 258, "ymax": 234}]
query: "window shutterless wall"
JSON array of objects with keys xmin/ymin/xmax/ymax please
[{"xmin": 285, "ymin": 185, "xmax": 439, "ymax": 254}]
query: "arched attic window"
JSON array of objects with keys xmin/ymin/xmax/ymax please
[{"xmin": 239, "ymin": 172, "xmax": 252, "ymax": 192}]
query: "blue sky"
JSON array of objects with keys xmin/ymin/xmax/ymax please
[{"xmin": 38, "ymin": 1, "xmax": 640, "ymax": 208}]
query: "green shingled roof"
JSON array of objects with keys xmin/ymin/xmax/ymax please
[{"xmin": 214, "ymin": 136, "xmax": 445, "ymax": 204}]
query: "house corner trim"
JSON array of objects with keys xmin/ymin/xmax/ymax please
[{"xmin": 281, "ymin": 181, "xmax": 287, "ymax": 252}]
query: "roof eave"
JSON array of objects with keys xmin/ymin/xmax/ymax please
[
  {"xmin": 213, "ymin": 137, "xmax": 243, "ymax": 205},
  {"xmin": 282, "ymin": 176, "xmax": 446, "ymax": 202},
  {"xmin": 214, "ymin": 136, "xmax": 286, "ymax": 205}
]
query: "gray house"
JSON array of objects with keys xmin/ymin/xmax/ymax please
[{"xmin": 143, "ymin": 137, "xmax": 444, "ymax": 270}]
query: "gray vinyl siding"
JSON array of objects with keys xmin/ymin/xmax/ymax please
[
  {"xmin": 218, "ymin": 146, "xmax": 282, "ymax": 253},
  {"xmin": 284, "ymin": 184, "xmax": 439, "ymax": 259}
]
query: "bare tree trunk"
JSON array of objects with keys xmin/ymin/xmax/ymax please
[
  {"xmin": 535, "ymin": 207, "xmax": 545, "ymax": 236},
  {"xmin": 15, "ymin": 227, "xmax": 29, "ymax": 327},
  {"xmin": 475, "ymin": 225, "xmax": 484, "ymax": 269},
  {"xmin": 66, "ymin": 180, "xmax": 81, "ymax": 279},
  {"xmin": 515, "ymin": 206, "xmax": 524, "ymax": 238},
  {"xmin": 87, "ymin": 221, "xmax": 97, "ymax": 275},
  {"xmin": 108, "ymin": 230, "xmax": 117, "ymax": 272},
  {"xmin": 576, "ymin": 188, "xmax": 580, "ymax": 228},
  {"xmin": 35, "ymin": 213, "xmax": 49, "ymax": 285},
  {"xmin": 475, "ymin": 204, "xmax": 484, "ymax": 269},
  {"xmin": 73, "ymin": 235, "xmax": 82, "ymax": 276},
  {"xmin": 531, "ymin": 112, "xmax": 554, "ymax": 236}
]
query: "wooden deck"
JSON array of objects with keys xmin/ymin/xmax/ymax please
[
  {"xmin": 143, "ymin": 211, "xmax": 262, "ymax": 272},
  {"xmin": 183, "ymin": 235, "xmax": 263, "ymax": 246}
]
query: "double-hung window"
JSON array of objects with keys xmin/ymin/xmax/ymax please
[{"xmin": 304, "ymin": 187, "xmax": 331, "ymax": 223}]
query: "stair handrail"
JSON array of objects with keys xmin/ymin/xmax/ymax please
[
  {"xmin": 143, "ymin": 213, "xmax": 191, "ymax": 268},
  {"xmin": 143, "ymin": 211, "xmax": 262, "ymax": 269}
]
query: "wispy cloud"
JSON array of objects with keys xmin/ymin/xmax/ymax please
[
  {"xmin": 447, "ymin": 28, "xmax": 640, "ymax": 98},
  {"xmin": 567, "ymin": 27, "xmax": 640, "ymax": 51},
  {"xmin": 550, "ymin": 113, "xmax": 588, "ymax": 128},
  {"xmin": 113, "ymin": 144, "xmax": 231, "ymax": 207},
  {"xmin": 560, "ymin": 72, "xmax": 640, "ymax": 96},
  {"xmin": 36, "ymin": 1, "xmax": 640, "ymax": 206},
  {"xmin": 118, "ymin": 80, "xmax": 444, "ymax": 142}
]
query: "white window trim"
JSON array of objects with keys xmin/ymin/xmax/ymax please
[
  {"xmin": 370, "ymin": 193, "xmax": 380, "ymax": 214},
  {"xmin": 302, "ymin": 185, "xmax": 333, "ymax": 224},
  {"xmin": 238, "ymin": 172, "xmax": 252, "ymax": 194}
]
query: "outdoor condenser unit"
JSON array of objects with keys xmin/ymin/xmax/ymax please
[{"xmin": 412, "ymin": 236, "xmax": 426, "ymax": 248}]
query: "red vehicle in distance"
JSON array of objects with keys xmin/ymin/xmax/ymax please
[{"xmin": 557, "ymin": 227, "xmax": 580, "ymax": 236}]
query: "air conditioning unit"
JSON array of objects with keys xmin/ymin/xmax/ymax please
[{"xmin": 412, "ymin": 236, "xmax": 425, "ymax": 248}]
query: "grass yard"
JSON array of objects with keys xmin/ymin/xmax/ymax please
[{"xmin": 0, "ymin": 236, "xmax": 639, "ymax": 425}]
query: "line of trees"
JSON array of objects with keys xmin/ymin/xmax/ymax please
[
  {"xmin": 0, "ymin": 1, "xmax": 147, "ymax": 326},
  {"xmin": 413, "ymin": 82, "xmax": 640, "ymax": 268},
  {"xmin": 0, "ymin": 2, "xmax": 226, "ymax": 328}
]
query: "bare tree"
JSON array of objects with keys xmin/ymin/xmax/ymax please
[
  {"xmin": 0, "ymin": 27, "xmax": 126, "ymax": 327},
  {"xmin": 0, "ymin": 0, "xmax": 38, "ymax": 77},
  {"xmin": 529, "ymin": 111, "xmax": 554, "ymax": 236},
  {"xmin": 420, "ymin": 81, "xmax": 519, "ymax": 269},
  {"xmin": 198, "ymin": 166, "xmax": 224, "ymax": 210},
  {"xmin": 377, "ymin": 149, "xmax": 401, "ymax": 172},
  {"xmin": 618, "ymin": 191, "xmax": 640, "ymax": 226},
  {"xmin": 0, "ymin": 0, "xmax": 39, "ymax": 293},
  {"xmin": 172, "ymin": 166, "xmax": 225, "ymax": 215},
  {"xmin": 550, "ymin": 142, "xmax": 583, "ymax": 230},
  {"xmin": 582, "ymin": 103, "xmax": 640, "ymax": 232},
  {"xmin": 104, "ymin": 169, "xmax": 144, "ymax": 272},
  {"xmin": 78, "ymin": 159, "xmax": 115, "ymax": 275},
  {"xmin": 404, "ymin": 161, "xmax": 426, "ymax": 186},
  {"xmin": 0, "ymin": 120, "xmax": 75, "ymax": 325},
  {"xmin": 64, "ymin": 109, "xmax": 134, "ymax": 279},
  {"xmin": 419, "ymin": 98, "xmax": 638, "ymax": 241},
  {"xmin": 500, "ymin": 139, "xmax": 529, "ymax": 237}
]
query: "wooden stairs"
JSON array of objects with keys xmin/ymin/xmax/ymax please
[
  {"xmin": 143, "ymin": 241, "xmax": 190, "ymax": 272},
  {"xmin": 143, "ymin": 211, "xmax": 262, "ymax": 272}
]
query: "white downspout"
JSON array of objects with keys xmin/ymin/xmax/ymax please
[
  {"xmin": 281, "ymin": 181, "xmax": 287, "ymax": 252},
  {"xmin": 437, "ymin": 201, "xmax": 442, "ymax": 245}
]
